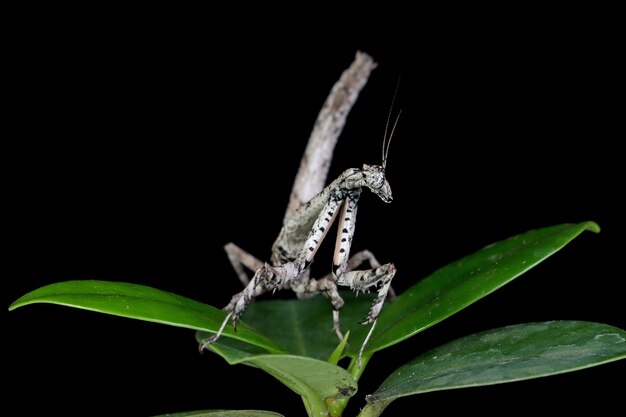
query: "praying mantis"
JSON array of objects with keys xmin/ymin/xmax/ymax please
[{"xmin": 201, "ymin": 52, "xmax": 399, "ymax": 364}]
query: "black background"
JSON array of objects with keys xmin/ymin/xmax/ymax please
[{"xmin": 4, "ymin": 9, "xmax": 624, "ymax": 416}]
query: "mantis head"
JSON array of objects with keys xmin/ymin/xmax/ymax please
[
  {"xmin": 361, "ymin": 81, "xmax": 401, "ymax": 204},
  {"xmin": 362, "ymin": 164, "xmax": 392, "ymax": 203},
  {"xmin": 365, "ymin": 84, "xmax": 401, "ymax": 204}
]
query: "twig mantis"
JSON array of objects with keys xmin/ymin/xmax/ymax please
[{"xmin": 202, "ymin": 52, "xmax": 398, "ymax": 365}]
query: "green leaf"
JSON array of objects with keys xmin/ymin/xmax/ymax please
[
  {"xmin": 211, "ymin": 294, "xmax": 375, "ymax": 360},
  {"xmin": 197, "ymin": 332, "xmax": 270, "ymax": 364},
  {"xmin": 197, "ymin": 332, "xmax": 360, "ymax": 416},
  {"xmin": 197, "ymin": 331, "xmax": 360, "ymax": 417},
  {"xmin": 248, "ymin": 356, "xmax": 357, "ymax": 416},
  {"xmin": 152, "ymin": 411, "xmax": 284, "ymax": 417},
  {"xmin": 328, "ymin": 331, "xmax": 350, "ymax": 365},
  {"xmin": 367, "ymin": 321, "xmax": 626, "ymax": 404},
  {"xmin": 198, "ymin": 222, "xmax": 599, "ymax": 361},
  {"xmin": 9, "ymin": 280, "xmax": 284, "ymax": 354},
  {"xmin": 358, "ymin": 221, "xmax": 600, "ymax": 355},
  {"xmin": 197, "ymin": 353, "xmax": 356, "ymax": 417}
]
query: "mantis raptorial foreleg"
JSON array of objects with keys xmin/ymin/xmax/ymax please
[
  {"xmin": 320, "ymin": 249, "xmax": 397, "ymax": 299},
  {"xmin": 327, "ymin": 187, "xmax": 396, "ymax": 364}
]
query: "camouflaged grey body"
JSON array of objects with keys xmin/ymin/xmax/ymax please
[{"xmin": 201, "ymin": 52, "xmax": 397, "ymax": 365}]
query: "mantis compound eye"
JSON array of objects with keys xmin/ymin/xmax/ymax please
[
  {"xmin": 375, "ymin": 181, "xmax": 393, "ymax": 203},
  {"xmin": 363, "ymin": 164, "xmax": 392, "ymax": 203}
]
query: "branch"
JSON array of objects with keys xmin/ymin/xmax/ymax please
[{"xmin": 286, "ymin": 51, "xmax": 377, "ymax": 215}]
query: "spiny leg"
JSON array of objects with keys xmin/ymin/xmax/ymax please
[
  {"xmin": 223, "ymin": 242, "xmax": 264, "ymax": 287},
  {"xmin": 345, "ymin": 249, "xmax": 381, "ymax": 270},
  {"xmin": 339, "ymin": 264, "xmax": 397, "ymax": 366},
  {"xmin": 321, "ymin": 249, "xmax": 397, "ymax": 300},
  {"xmin": 200, "ymin": 245, "xmax": 264, "ymax": 348},
  {"xmin": 227, "ymin": 190, "xmax": 345, "ymax": 320},
  {"xmin": 331, "ymin": 190, "xmax": 397, "ymax": 365},
  {"xmin": 344, "ymin": 264, "xmax": 396, "ymax": 364},
  {"xmin": 200, "ymin": 190, "xmax": 346, "ymax": 349},
  {"xmin": 199, "ymin": 261, "xmax": 297, "ymax": 348}
]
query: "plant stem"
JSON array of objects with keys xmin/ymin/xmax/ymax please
[
  {"xmin": 326, "ymin": 353, "xmax": 374, "ymax": 417},
  {"xmin": 303, "ymin": 394, "xmax": 328, "ymax": 417},
  {"xmin": 356, "ymin": 399, "xmax": 393, "ymax": 417}
]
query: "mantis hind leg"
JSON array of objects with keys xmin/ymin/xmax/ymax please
[{"xmin": 223, "ymin": 242, "xmax": 264, "ymax": 287}]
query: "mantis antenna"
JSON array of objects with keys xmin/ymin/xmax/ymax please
[{"xmin": 382, "ymin": 79, "xmax": 402, "ymax": 169}]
